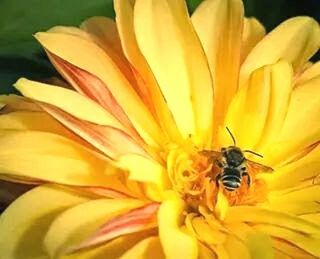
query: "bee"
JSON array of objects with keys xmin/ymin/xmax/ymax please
[{"xmin": 201, "ymin": 127, "xmax": 273, "ymax": 192}]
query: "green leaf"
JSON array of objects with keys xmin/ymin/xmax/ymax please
[
  {"xmin": 0, "ymin": 0, "xmax": 114, "ymax": 58},
  {"xmin": 0, "ymin": 0, "xmax": 114, "ymax": 94},
  {"xmin": 187, "ymin": 0, "xmax": 203, "ymax": 13}
]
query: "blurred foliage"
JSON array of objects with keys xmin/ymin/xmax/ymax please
[
  {"xmin": 0, "ymin": 0, "xmax": 319, "ymax": 94},
  {"xmin": 0, "ymin": 0, "xmax": 114, "ymax": 94}
]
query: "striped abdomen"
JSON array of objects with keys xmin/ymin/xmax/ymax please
[{"xmin": 221, "ymin": 167, "xmax": 242, "ymax": 191}]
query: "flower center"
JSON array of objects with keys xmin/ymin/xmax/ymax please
[{"xmin": 167, "ymin": 148, "xmax": 269, "ymax": 214}]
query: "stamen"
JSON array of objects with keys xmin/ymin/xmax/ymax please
[{"xmin": 167, "ymin": 148, "xmax": 269, "ymax": 214}]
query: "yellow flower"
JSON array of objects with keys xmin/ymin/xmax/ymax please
[{"xmin": 0, "ymin": 0, "xmax": 320, "ymax": 258}]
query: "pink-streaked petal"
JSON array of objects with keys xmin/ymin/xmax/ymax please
[
  {"xmin": 41, "ymin": 104, "xmax": 149, "ymax": 160},
  {"xmin": 76, "ymin": 186, "xmax": 134, "ymax": 199},
  {"xmin": 67, "ymin": 202, "xmax": 160, "ymax": 253},
  {"xmin": 48, "ymin": 51, "xmax": 141, "ymax": 141}
]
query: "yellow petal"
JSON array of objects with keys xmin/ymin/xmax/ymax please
[
  {"xmin": 0, "ymin": 185, "xmax": 88, "ymax": 259},
  {"xmin": 254, "ymin": 224, "xmax": 320, "ymax": 257},
  {"xmin": 0, "ymin": 94, "xmax": 40, "ymax": 112},
  {"xmin": 114, "ymin": 0, "xmax": 183, "ymax": 145},
  {"xmin": 246, "ymin": 232, "xmax": 274, "ymax": 259},
  {"xmin": 118, "ymin": 154, "xmax": 169, "ymax": 188},
  {"xmin": 241, "ymin": 17, "xmax": 266, "ymax": 63},
  {"xmin": 272, "ymin": 238, "xmax": 315, "ymax": 259},
  {"xmin": 41, "ymin": 104, "xmax": 148, "ymax": 161},
  {"xmin": 134, "ymin": 0, "xmax": 214, "ymax": 146},
  {"xmin": 210, "ymin": 245, "xmax": 228, "ymax": 259},
  {"xmin": 192, "ymin": 0, "xmax": 244, "ymax": 137},
  {"xmin": 34, "ymin": 31, "xmax": 164, "ymax": 148},
  {"xmin": 80, "ymin": 18, "xmax": 139, "ymax": 89},
  {"xmin": 300, "ymin": 214, "xmax": 320, "ymax": 225},
  {"xmin": 47, "ymin": 26, "xmax": 93, "ymax": 42},
  {"xmin": 266, "ymin": 185, "xmax": 320, "ymax": 216},
  {"xmin": 265, "ymin": 144, "xmax": 320, "ymax": 190},
  {"xmin": 14, "ymin": 78, "xmax": 124, "ymax": 130},
  {"xmin": 198, "ymin": 242, "xmax": 217, "ymax": 259},
  {"xmin": 295, "ymin": 61, "xmax": 320, "ymax": 85},
  {"xmin": 255, "ymin": 61, "xmax": 293, "ymax": 153},
  {"xmin": 69, "ymin": 203, "xmax": 159, "ymax": 253},
  {"xmin": 43, "ymin": 198, "xmax": 145, "ymax": 257},
  {"xmin": 117, "ymin": 154, "xmax": 169, "ymax": 201},
  {"xmin": 240, "ymin": 17, "xmax": 320, "ymax": 86},
  {"xmin": 266, "ymin": 200, "xmax": 320, "ymax": 216},
  {"xmin": 81, "ymin": 17, "xmax": 123, "ymax": 54},
  {"xmin": 158, "ymin": 193, "xmax": 198, "ymax": 259},
  {"xmin": 0, "ymin": 110, "xmax": 86, "ymax": 145},
  {"xmin": 48, "ymin": 24, "xmax": 139, "ymax": 100},
  {"xmin": 215, "ymin": 190, "xmax": 229, "ymax": 220},
  {"xmin": 224, "ymin": 222, "xmax": 274, "ymax": 258},
  {"xmin": 224, "ymin": 206, "xmax": 320, "ymax": 236},
  {"xmin": 263, "ymin": 76, "xmax": 320, "ymax": 165},
  {"xmin": 0, "ymin": 111, "xmax": 71, "ymax": 136},
  {"xmin": 120, "ymin": 236, "xmax": 165, "ymax": 259},
  {"xmin": 224, "ymin": 235, "xmax": 250, "ymax": 259},
  {"xmin": 0, "ymin": 130, "xmax": 126, "ymax": 189},
  {"xmin": 222, "ymin": 60, "xmax": 292, "ymax": 151},
  {"xmin": 186, "ymin": 215, "xmax": 226, "ymax": 246},
  {"xmin": 61, "ymin": 231, "xmax": 155, "ymax": 259}
]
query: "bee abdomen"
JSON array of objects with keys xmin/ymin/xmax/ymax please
[{"xmin": 221, "ymin": 175, "xmax": 241, "ymax": 191}]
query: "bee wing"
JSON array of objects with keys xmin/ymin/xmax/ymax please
[
  {"xmin": 246, "ymin": 160, "xmax": 274, "ymax": 174},
  {"xmin": 199, "ymin": 150, "xmax": 222, "ymax": 163}
]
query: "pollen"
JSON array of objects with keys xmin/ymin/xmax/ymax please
[{"xmin": 167, "ymin": 148, "xmax": 269, "ymax": 214}]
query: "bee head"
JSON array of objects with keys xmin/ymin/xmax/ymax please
[{"xmin": 224, "ymin": 146, "xmax": 245, "ymax": 167}]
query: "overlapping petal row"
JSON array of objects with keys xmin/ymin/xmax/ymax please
[{"xmin": 0, "ymin": 0, "xmax": 320, "ymax": 258}]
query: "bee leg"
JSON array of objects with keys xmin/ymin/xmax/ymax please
[
  {"xmin": 215, "ymin": 174, "xmax": 221, "ymax": 187},
  {"xmin": 242, "ymin": 172, "xmax": 251, "ymax": 186}
]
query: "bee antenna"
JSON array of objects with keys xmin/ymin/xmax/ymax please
[
  {"xmin": 243, "ymin": 150, "xmax": 263, "ymax": 158},
  {"xmin": 226, "ymin": 127, "xmax": 236, "ymax": 146}
]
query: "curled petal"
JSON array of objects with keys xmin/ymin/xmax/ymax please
[
  {"xmin": 295, "ymin": 61, "xmax": 320, "ymax": 85},
  {"xmin": 240, "ymin": 17, "xmax": 320, "ymax": 86},
  {"xmin": 263, "ymin": 76, "xmax": 320, "ymax": 165},
  {"xmin": 222, "ymin": 60, "xmax": 292, "ymax": 153}
]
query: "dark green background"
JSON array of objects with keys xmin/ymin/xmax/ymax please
[{"xmin": 0, "ymin": 0, "xmax": 319, "ymax": 94}]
